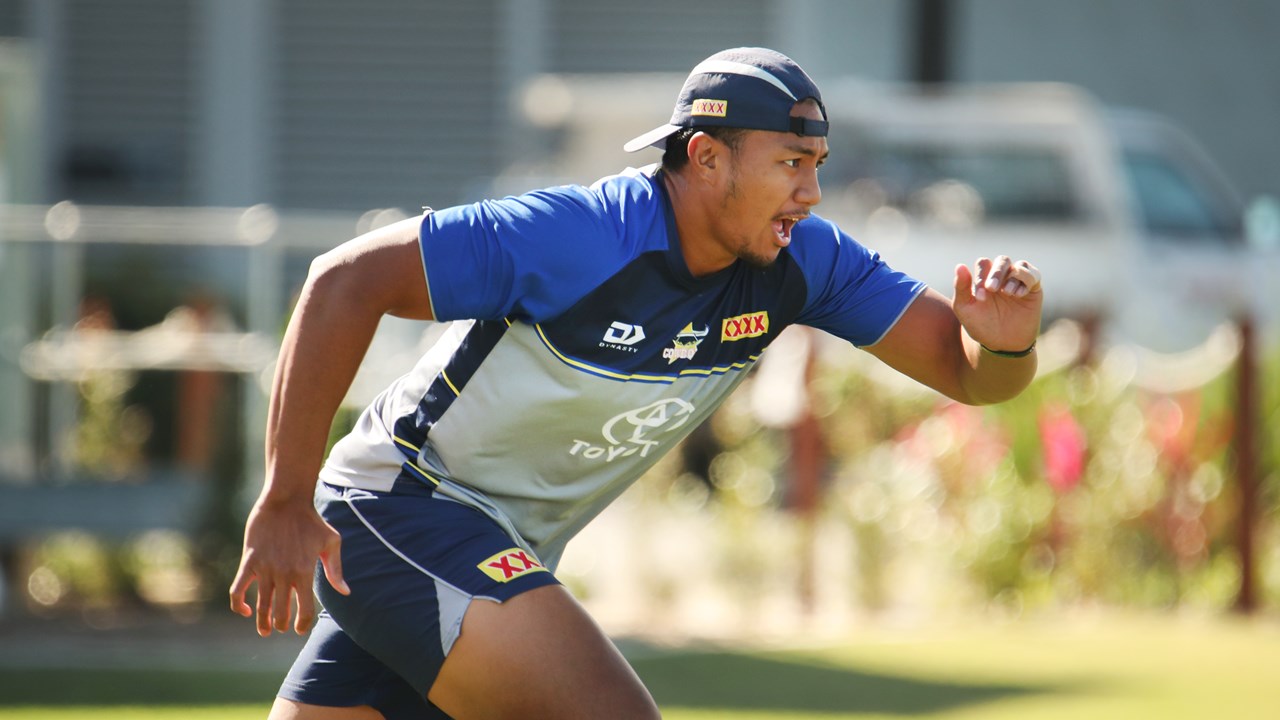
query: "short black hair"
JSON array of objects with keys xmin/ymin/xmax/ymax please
[{"xmin": 660, "ymin": 126, "xmax": 748, "ymax": 172}]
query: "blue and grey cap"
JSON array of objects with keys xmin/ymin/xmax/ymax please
[{"xmin": 623, "ymin": 47, "xmax": 828, "ymax": 153}]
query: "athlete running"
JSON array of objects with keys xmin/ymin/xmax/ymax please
[{"xmin": 230, "ymin": 47, "xmax": 1043, "ymax": 720}]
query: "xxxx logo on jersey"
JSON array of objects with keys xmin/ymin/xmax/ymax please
[
  {"xmin": 478, "ymin": 548, "xmax": 548, "ymax": 583},
  {"xmin": 722, "ymin": 311, "xmax": 768, "ymax": 342}
]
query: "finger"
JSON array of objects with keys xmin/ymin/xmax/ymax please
[
  {"xmin": 294, "ymin": 588, "xmax": 317, "ymax": 635},
  {"xmin": 1011, "ymin": 260, "xmax": 1042, "ymax": 295},
  {"xmin": 320, "ymin": 535, "xmax": 351, "ymax": 596},
  {"xmin": 228, "ymin": 566, "xmax": 255, "ymax": 617},
  {"xmin": 272, "ymin": 579, "xmax": 293, "ymax": 634},
  {"xmin": 953, "ymin": 263, "xmax": 975, "ymax": 305},
  {"xmin": 996, "ymin": 261, "xmax": 1042, "ymax": 297},
  {"xmin": 255, "ymin": 581, "xmax": 274, "ymax": 637},
  {"xmin": 985, "ymin": 255, "xmax": 1013, "ymax": 291},
  {"xmin": 972, "ymin": 258, "xmax": 993, "ymax": 300}
]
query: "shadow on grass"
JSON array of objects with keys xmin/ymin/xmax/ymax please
[
  {"xmin": 630, "ymin": 648, "xmax": 1066, "ymax": 715},
  {"xmin": 0, "ymin": 668, "xmax": 282, "ymax": 706},
  {"xmin": 0, "ymin": 647, "xmax": 1069, "ymax": 714}
]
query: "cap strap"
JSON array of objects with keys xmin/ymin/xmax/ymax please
[{"xmin": 788, "ymin": 117, "xmax": 829, "ymax": 137}]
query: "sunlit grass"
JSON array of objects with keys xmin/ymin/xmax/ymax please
[
  {"xmin": 639, "ymin": 612, "xmax": 1280, "ymax": 720},
  {"xmin": 2, "ymin": 613, "xmax": 1277, "ymax": 719}
]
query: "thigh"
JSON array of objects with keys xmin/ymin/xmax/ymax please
[
  {"xmin": 428, "ymin": 585, "xmax": 660, "ymax": 720},
  {"xmin": 269, "ymin": 697, "xmax": 384, "ymax": 720},
  {"xmin": 279, "ymin": 612, "xmax": 444, "ymax": 720},
  {"xmin": 318, "ymin": 480, "xmax": 560, "ymax": 678}
]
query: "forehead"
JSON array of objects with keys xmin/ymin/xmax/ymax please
[{"xmin": 744, "ymin": 127, "xmax": 829, "ymax": 157}]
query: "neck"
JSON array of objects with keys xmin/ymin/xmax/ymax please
[{"xmin": 662, "ymin": 169, "xmax": 735, "ymax": 278}]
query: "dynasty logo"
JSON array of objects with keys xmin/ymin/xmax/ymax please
[{"xmin": 662, "ymin": 323, "xmax": 709, "ymax": 364}]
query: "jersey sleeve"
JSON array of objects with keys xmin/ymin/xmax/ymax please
[
  {"xmin": 792, "ymin": 218, "xmax": 927, "ymax": 346},
  {"xmin": 419, "ymin": 185, "xmax": 626, "ymax": 323}
]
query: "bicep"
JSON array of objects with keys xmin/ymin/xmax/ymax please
[
  {"xmin": 862, "ymin": 287, "xmax": 973, "ymax": 402},
  {"xmin": 310, "ymin": 215, "xmax": 434, "ymax": 321}
]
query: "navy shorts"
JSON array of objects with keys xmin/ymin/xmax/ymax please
[{"xmin": 278, "ymin": 479, "xmax": 561, "ymax": 720}]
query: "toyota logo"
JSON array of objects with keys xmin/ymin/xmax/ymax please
[{"xmin": 602, "ymin": 398, "xmax": 696, "ymax": 445}]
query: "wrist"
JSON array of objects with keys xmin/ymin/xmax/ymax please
[{"xmin": 979, "ymin": 340, "xmax": 1037, "ymax": 358}]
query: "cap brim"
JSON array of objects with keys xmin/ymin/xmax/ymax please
[{"xmin": 623, "ymin": 124, "xmax": 681, "ymax": 153}]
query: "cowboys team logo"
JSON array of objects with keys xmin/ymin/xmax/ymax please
[
  {"xmin": 570, "ymin": 397, "xmax": 696, "ymax": 463},
  {"xmin": 478, "ymin": 548, "xmax": 547, "ymax": 583},
  {"xmin": 662, "ymin": 323, "xmax": 709, "ymax": 364}
]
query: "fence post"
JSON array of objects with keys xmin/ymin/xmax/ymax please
[{"xmin": 1233, "ymin": 314, "xmax": 1258, "ymax": 614}]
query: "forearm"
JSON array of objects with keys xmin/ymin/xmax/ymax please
[
  {"xmin": 955, "ymin": 333, "xmax": 1038, "ymax": 405},
  {"xmin": 261, "ymin": 262, "xmax": 384, "ymax": 505},
  {"xmin": 257, "ymin": 217, "xmax": 430, "ymax": 505}
]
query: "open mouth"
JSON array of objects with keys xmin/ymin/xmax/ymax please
[{"xmin": 773, "ymin": 216, "xmax": 804, "ymax": 246}]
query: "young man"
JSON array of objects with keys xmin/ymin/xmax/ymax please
[{"xmin": 230, "ymin": 47, "xmax": 1042, "ymax": 719}]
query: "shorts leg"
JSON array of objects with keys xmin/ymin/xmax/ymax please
[
  {"xmin": 279, "ymin": 480, "xmax": 560, "ymax": 716},
  {"xmin": 279, "ymin": 612, "xmax": 445, "ymax": 720}
]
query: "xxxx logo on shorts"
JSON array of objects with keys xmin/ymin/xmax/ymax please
[
  {"xmin": 721, "ymin": 311, "xmax": 768, "ymax": 342},
  {"xmin": 478, "ymin": 548, "xmax": 548, "ymax": 583}
]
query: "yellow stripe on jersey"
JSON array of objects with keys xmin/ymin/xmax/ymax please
[
  {"xmin": 392, "ymin": 435, "xmax": 442, "ymax": 486},
  {"xmin": 532, "ymin": 323, "xmax": 759, "ymax": 383},
  {"xmin": 440, "ymin": 369, "xmax": 461, "ymax": 396}
]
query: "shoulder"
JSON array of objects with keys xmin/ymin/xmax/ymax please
[
  {"xmin": 419, "ymin": 168, "xmax": 670, "ymax": 323},
  {"xmin": 456, "ymin": 166, "xmax": 663, "ymax": 233},
  {"xmin": 786, "ymin": 214, "xmax": 927, "ymax": 345},
  {"xmin": 785, "ymin": 214, "xmax": 880, "ymax": 273}
]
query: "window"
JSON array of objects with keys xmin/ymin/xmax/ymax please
[
  {"xmin": 826, "ymin": 130, "xmax": 1084, "ymax": 226},
  {"xmin": 1121, "ymin": 150, "xmax": 1242, "ymax": 241}
]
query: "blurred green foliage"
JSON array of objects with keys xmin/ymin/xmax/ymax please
[
  {"xmin": 15, "ymin": 337, "xmax": 1280, "ymax": 620},
  {"xmin": 788, "ymin": 342, "xmax": 1279, "ymax": 614}
]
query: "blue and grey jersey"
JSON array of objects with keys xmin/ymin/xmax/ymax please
[{"xmin": 320, "ymin": 166, "xmax": 926, "ymax": 569}]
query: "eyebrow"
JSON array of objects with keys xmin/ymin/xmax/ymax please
[{"xmin": 784, "ymin": 143, "xmax": 830, "ymax": 162}]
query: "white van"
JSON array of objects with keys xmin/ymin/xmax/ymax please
[{"xmin": 501, "ymin": 76, "xmax": 1279, "ymax": 352}]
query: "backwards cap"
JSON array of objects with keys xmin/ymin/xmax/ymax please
[{"xmin": 623, "ymin": 47, "xmax": 828, "ymax": 153}]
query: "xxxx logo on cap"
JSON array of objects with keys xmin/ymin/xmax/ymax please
[{"xmin": 690, "ymin": 99, "xmax": 728, "ymax": 117}]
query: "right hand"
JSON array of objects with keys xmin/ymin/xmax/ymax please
[{"xmin": 228, "ymin": 495, "xmax": 350, "ymax": 636}]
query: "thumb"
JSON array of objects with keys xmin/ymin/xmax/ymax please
[
  {"xmin": 319, "ymin": 532, "xmax": 350, "ymax": 596},
  {"xmin": 953, "ymin": 264, "xmax": 975, "ymax": 306}
]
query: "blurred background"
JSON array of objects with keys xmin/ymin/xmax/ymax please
[{"xmin": 0, "ymin": 0, "xmax": 1278, "ymax": 717}]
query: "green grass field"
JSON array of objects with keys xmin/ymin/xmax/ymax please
[{"xmin": 2, "ymin": 613, "xmax": 1277, "ymax": 719}]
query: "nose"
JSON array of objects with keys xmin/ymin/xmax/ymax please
[{"xmin": 795, "ymin": 167, "xmax": 822, "ymax": 208}]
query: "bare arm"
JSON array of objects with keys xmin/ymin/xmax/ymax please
[
  {"xmin": 865, "ymin": 256, "xmax": 1043, "ymax": 405},
  {"xmin": 229, "ymin": 215, "xmax": 432, "ymax": 636}
]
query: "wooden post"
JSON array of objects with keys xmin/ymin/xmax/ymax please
[
  {"xmin": 910, "ymin": 0, "xmax": 952, "ymax": 85},
  {"xmin": 1233, "ymin": 314, "xmax": 1258, "ymax": 614}
]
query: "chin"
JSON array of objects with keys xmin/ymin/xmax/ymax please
[{"xmin": 737, "ymin": 249, "xmax": 780, "ymax": 270}]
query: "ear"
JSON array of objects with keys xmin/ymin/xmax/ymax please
[{"xmin": 686, "ymin": 131, "xmax": 724, "ymax": 182}]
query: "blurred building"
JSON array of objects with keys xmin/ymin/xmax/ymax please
[{"xmin": 0, "ymin": 0, "xmax": 1275, "ymax": 212}]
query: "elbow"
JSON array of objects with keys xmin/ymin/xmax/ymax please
[{"xmin": 300, "ymin": 249, "xmax": 369, "ymax": 313}]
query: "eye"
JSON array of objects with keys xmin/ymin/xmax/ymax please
[{"xmin": 784, "ymin": 158, "xmax": 801, "ymax": 168}]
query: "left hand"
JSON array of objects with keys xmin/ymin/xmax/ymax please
[{"xmin": 951, "ymin": 256, "xmax": 1043, "ymax": 352}]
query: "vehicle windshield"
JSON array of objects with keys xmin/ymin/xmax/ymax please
[
  {"xmin": 1120, "ymin": 148, "xmax": 1244, "ymax": 240},
  {"xmin": 824, "ymin": 129, "xmax": 1084, "ymax": 227}
]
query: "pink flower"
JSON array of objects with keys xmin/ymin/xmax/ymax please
[{"xmin": 1039, "ymin": 406, "xmax": 1087, "ymax": 493}]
